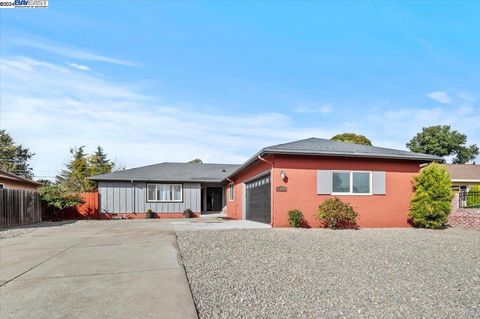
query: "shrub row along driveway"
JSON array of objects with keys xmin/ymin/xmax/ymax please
[{"xmin": 177, "ymin": 228, "xmax": 480, "ymax": 318}]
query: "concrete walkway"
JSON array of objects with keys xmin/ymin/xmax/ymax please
[
  {"xmin": 0, "ymin": 221, "xmax": 197, "ymax": 319},
  {"xmin": 172, "ymin": 214, "xmax": 271, "ymax": 231}
]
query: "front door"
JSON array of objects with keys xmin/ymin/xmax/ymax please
[{"xmin": 207, "ymin": 187, "xmax": 223, "ymax": 211}]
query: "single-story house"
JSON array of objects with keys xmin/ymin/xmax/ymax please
[
  {"xmin": 90, "ymin": 163, "xmax": 241, "ymax": 218},
  {"xmin": 0, "ymin": 170, "xmax": 40, "ymax": 191},
  {"xmin": 444, "ymin": 164, "xmax": 480, "ymax": 192},
  {"xmin": 90, "ymin": 137, "xmax": 442, "ymax": 227}
]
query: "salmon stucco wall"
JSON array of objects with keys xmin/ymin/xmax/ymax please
[
  {"xmin": 226, "ymin": 157, "xmax": 273, "ymax": 220},
  {"xmin": 272, "ymin": 156, "xmax": 420, "ymax": 228},
  {"xmin": 228, "ymin": 154, "xmax": 422, "ymax": 228}
]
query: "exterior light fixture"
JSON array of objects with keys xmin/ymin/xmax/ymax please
[{"xmin": 280, "ymin": 170, "xmax": 287, "ymax": 181}]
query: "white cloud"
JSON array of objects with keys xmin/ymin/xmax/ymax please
[
  {"xmin": 67, "ymin": 63, "xmax": 91, "ymax": 71},
  {"xmin": 426, "ymin": 91, "xmax": 452, "ymax": 104},
  {"xmin": 11, "ymin": 37, "xmax": 138, "ymax": 67},
  {"xmin": 0, "ymin": 56, "xmax": 335, "ymax": 180},
  {"xmin": 293, "ymin": 104, "xmax": 333, "ymax": 114}
]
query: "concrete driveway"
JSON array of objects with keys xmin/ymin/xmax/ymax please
[{"xmin": 0, "ymin": 220, "xmax": 197, "ymax": 319}]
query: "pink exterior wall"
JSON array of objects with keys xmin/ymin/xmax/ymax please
[{"xmin": 227, "ymin": 154, "xmax": 422, "ymax": 228}]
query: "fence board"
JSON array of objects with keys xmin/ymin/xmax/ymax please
[{"xmin": 0, "ymin": 189, "xmax": 43, "ymax": 228}]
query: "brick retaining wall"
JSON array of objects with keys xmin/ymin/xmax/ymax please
[{"xmin": 449, "ymin": 193, "xmax": 480, "ymax": 229}]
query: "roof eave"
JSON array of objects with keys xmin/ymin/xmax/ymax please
[
  {"xmin": 90, "ymin": 178, "xmax": 225, "ymax": 183},
  {"xmin": 226, "ymin": 149, "xmax": 444, "ymax": 180}
]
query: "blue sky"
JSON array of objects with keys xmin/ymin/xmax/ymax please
[{"xmin": 1, "ymin": 1, "xmax": 479, "ymax": 179}]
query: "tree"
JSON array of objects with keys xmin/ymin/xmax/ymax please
[
  {"xmin": 57, "ymin": 147, "xmax": 94, "ymax": 193},
  {"xmin": 0, "ymin": 130, "xmax": 34, "ymax": 178},
  {"xmin": 89, "ymin": 146, "xmax": 114, "ymax": 176},
  {"xmin": 56, "ymin": 146, "xmax": 116, "ymax": 193},
  {"xmin": 409, "ymin": 163, "xmax": 453, "ymax": 229},
  {"xmin": 406, "ymin": 125, "xmax": 479, "ymax": 164},
  {"xmin": 188, "ymin": 158, "xmax": 203, "ymax": 164},
  {"xmin": 331, "ymin": 133, "xmax": 372, "ymax": 146}
]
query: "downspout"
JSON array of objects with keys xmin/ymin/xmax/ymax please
[
  {"xmin": 257, "ymin": 154, "xmax": 275, "ymax": 227},
  {"xmin": 225, "ymin": 177, "xmax": 235, "ymax": 216},
  {"xmin": 131, "ymin": 179, "xmax": 136, "ymax": 215}
]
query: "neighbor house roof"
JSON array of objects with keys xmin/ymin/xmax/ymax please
[
  {"xmin": 0, "ymin": 170, "xmax": 41, "ymax": 186},
  {"xmin": 90, "ymin": 162, "xmax": 241, "ymax": 182},
  {"xmin": 228, "ymin": 137, "xmax": 444, "ymax": 179},
  {"xmin": 444, "ymin": 164, "xmax": 480, "ymax": 181}
]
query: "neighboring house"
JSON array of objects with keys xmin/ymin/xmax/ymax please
[
  {"xmin": 91, "ymin": 137, "xmax": 442, "ymax": 227},
  {"xmin": 444, "ymin": 164, "xmax": 480, "ymax": 192},
  {"xmin": 0, "ymin": 170, "xmax": 40, "ymax": 191}
]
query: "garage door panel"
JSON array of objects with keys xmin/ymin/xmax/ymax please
[{"xmin": 246, "ymin": 174, "xmax": 271, "ymax": 224}]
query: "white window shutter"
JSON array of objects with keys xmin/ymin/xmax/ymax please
[
  {"xmin": 317, "ymin": 170, "xmax": 332, "ymax": 194},
  {"xmin": 372, "ymin": 171, "xmax": 386, "ymax": 195}
]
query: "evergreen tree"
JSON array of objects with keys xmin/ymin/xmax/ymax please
[
  {"xmin": 0, "ymin": 130, "xmax": 34, "ymax": 178},
  {"xmin": 89, "ymin": 146, "xmax": 114, "ymax": 176},
  {"xmin": 56, "ymin": 146, "xmax": 94, "ymax": 192},
  {"xmin": 56, "ymin": 146, "xmax": 116, "ymax": 193},
  {"xmin": 409, "ymin": 163, "xmax": 453, "ymax": 229}
]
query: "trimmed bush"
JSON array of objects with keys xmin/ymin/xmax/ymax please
[
  {"xmin": 287, "ymin": 209, "xmax": 304, "ymax": 228},
  {"xmin": 466, "ymin": 185, "xmax": 480, "ymax": 208},
  {"xmin": 316, "ymin": 197, "xmax": 358, "ymax": 229},
  {"xmin": 409, "ymin": 162, "xmax": 453, "ymax": 229}
]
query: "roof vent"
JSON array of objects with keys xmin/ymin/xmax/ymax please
[{"xmin": 222, "ymin": 169, "xmax": 226, "ymax": 172}]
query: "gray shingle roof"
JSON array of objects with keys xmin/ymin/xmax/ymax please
[
  {"xmin": 444, "ymin": 164, "xmax": 480, "ymax": 181},
  {"xmin": 91, "ymin": 138, "xmax": 444, "ymax": 183},
  {"xmin": 228, "ymin": 137, "xmax": 444, "ymax": 178},
  {"xmin": 264, "ymin": 138, "xmax": 443, "ymax": 160},
  {"xmin": 90, "ymin": 162, "xmax": 241, "ymax": 182}
]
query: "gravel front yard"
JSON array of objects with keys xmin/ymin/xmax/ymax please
[{"xmin": 177, "ymin": 228, "xmax": 480, "ymax": 318}]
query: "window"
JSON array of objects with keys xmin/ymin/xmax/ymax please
[
  {"xmin": 0, "ymin": 184, "xmax": 3, "ymax": 189},
  {"xmin": 332, "ymin": 172, "xmax": 350, "ymax": 193},
  {"xmin": 229, "ymin": 184, "xmax": 235, "ymax": 201},
  {"xmin": 146, "ymin": 184, "xmax": 182, "ymax": 202},
  {"xmin": 332, "ymin": 171, "xmax": 371, "ymax": 195}
]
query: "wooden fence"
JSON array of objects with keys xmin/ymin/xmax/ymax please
[{"xmin": 0, "ymin": 189, "xmax": 45, "ymax": 228}]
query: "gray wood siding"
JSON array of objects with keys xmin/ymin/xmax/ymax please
[{"xmin": 98, "ymin": 182, "xmax": 201, "ymax": 214}]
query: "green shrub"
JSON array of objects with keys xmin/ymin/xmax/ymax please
[
  {"xmin": 316, "ymin": 197, "xmax": 358, "ymax": 229},
  {"xmin": 146, "ymin": 208, "xmax": 153, "ymax": 219},
  {"xmin": 466, "ymin": 185, "xmax": 480, "ymax": 208},
  {"xmin": 409, "ymin": 162, "xmax": 453, "ymax": 229},
  {"xmin": 287, "ymin": 209, "xmax": 304, "ymax": 228},
  {"xmin": 38, "ymin": 184, "xmax": 84, "ymax": 210},
  {"xmin": 183, "ymin": 208, "xmax": 194, "ymax": 218}
]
